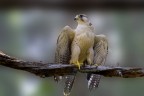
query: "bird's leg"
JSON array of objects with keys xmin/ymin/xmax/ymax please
[
  {"xmin": 70, "ymin": 45, "xmax": 82, "ymax": 69},
  {"xmin": 76, "ymin": 61, "xmax": 83, "ymax": 69},
  {"xmin": 70, "ymin": 60, "xmax": 83, "ymax": 69},
  {"xmin": 87, "ymin": 48, "xmax": 100, "ymax": 67},
  {"xmin": 76, "ymin": 61, "xmax": 80, "ymax": 69},
  {"xmin": 93, "ymin": 64, "xmax": 100, "ymax": 67},
  {"xmin": 87, "ymin": 47, "xmax": 94, "ymax": 65}
]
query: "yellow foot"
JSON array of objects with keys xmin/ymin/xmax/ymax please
[
  {"xmin": 76, "ymin": 61, "xmax": 83, "ymax": 69},
  {"xmin": 94, "ymin": 64, "xmax": 99, "ymax": 67}
]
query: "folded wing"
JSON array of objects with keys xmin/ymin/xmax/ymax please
[
  {"xmin": 55, "ymin": 26, "xmax": 75, "ymax": 96},
  {"xmin": 88, "ymin": 34, "xmax": 108, "ymax": 91}
]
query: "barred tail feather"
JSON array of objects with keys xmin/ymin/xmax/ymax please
[
  {"xmin": 63, "ymin": 75, "xmax": 75, "ymax": 96},
  {"xmin": 88, "ymin": 74, "xmax": 101, "ymax": 91},
  {"xmin": 54, "ymin": 76, "xmax": 63, "ymax": 82}
]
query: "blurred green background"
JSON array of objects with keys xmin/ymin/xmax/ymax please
[{"xmin": 0, "ymin": 8, "xmax": 144, "ymax": 96}]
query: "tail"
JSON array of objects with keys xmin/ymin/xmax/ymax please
[
  {"xmin": 87, "ymin": 73, "xmax": 101, "ymax": 91},
  {"xmin": 63, "ymin": 75, "xmax": 75, "ymax": 96},
  {"xmin": 54, "ymin": 76, "xmax": 63, "ymax": 82}
]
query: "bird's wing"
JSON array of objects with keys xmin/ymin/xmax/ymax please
[
  {"xmin": 55, "ymin": 26, "xmax": 75, "ymax": 96},
  {"xmin": 88, "ymin": 34, "xmax": 108, "ymax": 91},
  {"xmin": 55, "ymin": 26, "xmax": 74, "ymax": 64},
  {"xmin": 93, "ymin": 34, "xmax": 108, "ymax": 65}
]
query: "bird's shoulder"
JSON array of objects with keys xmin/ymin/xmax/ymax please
[
  {"xmin": 95, "ymin": 34, "xmax": 107, "ymax": 42},
  {"xmin": 63, "ymin": 26, "xmax": 73, "ymax": 31}
]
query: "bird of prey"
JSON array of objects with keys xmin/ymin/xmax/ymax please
[{"xmin": 55, "ymin": 14, "xmax": 108, "ymax": 95}]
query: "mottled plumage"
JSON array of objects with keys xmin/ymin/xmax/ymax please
[
  {"xmin": 88, "ymin": 34, "xmax": 108, "ymax": 91},
  {"xmin": 55, "ymin": 26, "xmax": 75, "ymax": 96},
  {"xmin": 55, "ymin": 14, "xmax": 108, "ymax": 95}
]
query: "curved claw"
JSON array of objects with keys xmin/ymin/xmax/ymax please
[
  {"xmin": 76, "ymin": 61, "xmax": 83, "ymax": 69},
  {"xmin": 70, "ymin": 61, "xmax": 83, "ymax": 69},
  {"xmin": 93, "ymin": 64, "xmax": 99, "ymax": 67}
]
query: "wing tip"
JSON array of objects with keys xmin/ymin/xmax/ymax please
[{"xmin": 63, "ymin": 91, "xmax": 70, "ymax": 96}]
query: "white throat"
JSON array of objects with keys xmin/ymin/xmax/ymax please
[
  {"xmin": 75, "ymin": 24, "xmax": 87, "ymax": 31},
  {"xmin": 75, "ymin": 24, "xmax": 84, "ymax": 32},
  {"xmin": 75, "ymin": 23, "xmax": 94, "ymax": 32}
]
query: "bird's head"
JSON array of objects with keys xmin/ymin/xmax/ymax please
[{"xmin": 74, "ymin": 14, "xmax": 92, "ymax": 25}]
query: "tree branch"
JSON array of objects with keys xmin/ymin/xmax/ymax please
[{"xmin": 0, "ymin": 51, "xmax": 144, "ymax": 78}]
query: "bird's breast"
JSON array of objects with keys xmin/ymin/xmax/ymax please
[
  {"xmin": 72, "ymin": 31, "xmax": 94, "ymax": 63},
  {"xmin": 74, "ymin": 31, "xmax": 95, "ymax": 49}
]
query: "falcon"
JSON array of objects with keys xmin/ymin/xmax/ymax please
[{"xmin": 55, "ymin": 14, "xmax": 108, "ymax": 95}]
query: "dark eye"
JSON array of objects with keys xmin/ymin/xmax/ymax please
[{"xmin": 79, "ymin": 15, "xmax": 83, "ymax": 18}]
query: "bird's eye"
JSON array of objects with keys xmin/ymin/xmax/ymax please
[{"xmin": 79, "ymin": 15, "xmax": 83, "ymax": 18}]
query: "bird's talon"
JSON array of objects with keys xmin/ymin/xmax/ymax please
[
  {"xmin": 76, "ymin": 61, "xmax": 83, "ymax": 69},
  {"xmin": 94, "ymin": 64, "xmax": 99, "ymax": 67},
  {"xmin": 78, "ymin": 65, "xmax": 80, "ymax": 69}
]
